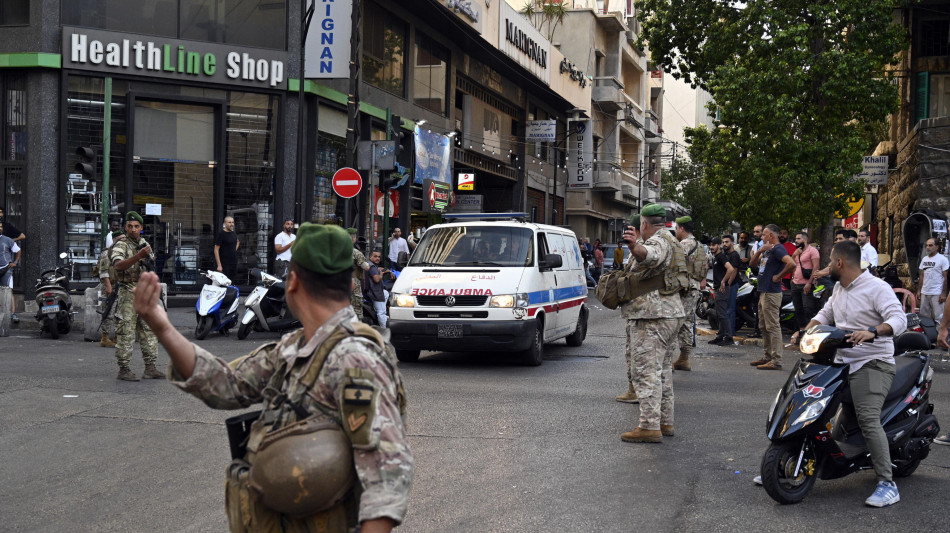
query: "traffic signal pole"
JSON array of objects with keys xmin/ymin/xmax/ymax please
[
  {"xmin": 100, "ymin": 77, "xmax": 112, "ymax": 248},
  {"xmin": 382, "ymin": 108, "xmax": 392, "ymax": 263}
]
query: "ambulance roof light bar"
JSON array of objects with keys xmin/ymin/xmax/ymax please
[{"xmin": 442, "ymin": 212, "xmax": 527, "ymax": 222}]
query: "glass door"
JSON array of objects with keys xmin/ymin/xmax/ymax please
[{"xmin": 131, "ymin": 100, "xmax": 218, "ymax": 292}]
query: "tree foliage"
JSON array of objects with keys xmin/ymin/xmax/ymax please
[
  {"xmin": 522, "ymin": 0, "xmax": 567, "ymax": 41},
  {"xmin": 638, "ymin": 0, "xmax": 908, "ymax": 235},
  {"xmin": 661, "ymin": 156, "xmax": 733, "ymax": 239}
]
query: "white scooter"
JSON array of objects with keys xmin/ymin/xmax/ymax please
[
  {"xmin": 195, "ymin": 270, "xmax": 240, "ymax": 339},
  {"xmin": 237, "ymin": 268, "xmax": 299, "ymax": 340}
]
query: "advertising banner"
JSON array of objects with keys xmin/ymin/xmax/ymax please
[
  {"xmin": 567, "ymin": 118, "xmax": 593, "ymax": 189},
  {"xmin": 457, "ymin": 171, "xmax": 475, "ymax": 191},
  {"xmin": 414, "ymin": 127, "xmax": 452, "ymax": 184},
  {"xmin": 304, "ymin": 0, "xmax": 352, "ymax": 78},
  {"xmin": 526, "ymin": 120, "xmax": 556, "ymax": 142},
  {"xmin": 423, "ymin": 179, "xmax": 454, "ymax": 213}
]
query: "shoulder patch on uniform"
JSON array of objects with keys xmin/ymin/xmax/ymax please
[{"xmin": 343, "ymin": 383, "xmax": 374, "ymax": 405}]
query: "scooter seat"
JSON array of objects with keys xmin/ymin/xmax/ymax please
[{"xmin": 841, "ymin": 356, "xmax": 925, "ymax": 405}]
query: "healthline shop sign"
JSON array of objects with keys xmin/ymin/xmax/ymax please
[{"xmin": 63, "ymin": 27, "xmax": 288, "ymax": 89}]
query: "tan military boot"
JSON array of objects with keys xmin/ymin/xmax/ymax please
[
  {"xmin": 673, "ymin": 350, "xmax": 691, "ymax": 371},
  {"xmin": 117, "ymin": 368, "xmax": 140, "ymax": 381},
  {"xmin": 142, "ymin": 364, "xmax": 166, "ymax": 379},
  {"xmin": 100, "ymin": 332, "xmax": 116, "ymax": 348},
  {"xmin": 621, "ymin": 427, "xmax": 662, "ymax": 443},
  {"xmin": 615, "ymin": 383, "xmax": 639, "ymax": 403},
  {"xmin": 660, "ymin": 425, "xmax": 674, "ymax": 437}
]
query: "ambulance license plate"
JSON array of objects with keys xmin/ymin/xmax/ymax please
[{"xmin": 437, "ymin": 324, "xmax": 463, "ymax": 338}]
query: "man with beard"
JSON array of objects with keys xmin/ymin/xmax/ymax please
[
  {"xmin": 736, "ymin": 231, "xmax": 752, "ymax": 272},
  {"xmin": 709, "ymin": 236, "xmax": 740, "ymax": 346},
  {"xmin": 749, "ymin": 224, "xmax": 795, "ymax": 369},
  {"xmin": 801, "ymin": 240, "xmax": 906, "ymax": 507},
  {"xmin": 778, "ymin": 229, "xmax": 797, "ymax": 289}
]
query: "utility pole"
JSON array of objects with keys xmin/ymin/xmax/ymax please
[{"xmin": 344, "ymin": 0, "xmax": 362, "ymax": 228}]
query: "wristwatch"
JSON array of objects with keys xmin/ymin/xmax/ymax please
[{"xmin": 867, "ymin": 326, "xmax": 878, "ymax": 338}]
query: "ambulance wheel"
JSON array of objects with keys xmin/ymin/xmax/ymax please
[
  {"xmin": 566, "ymin": 307, "xmax": 587, "ymax": 347},
  {"xmin": 522, "ymin": 321, "xmax": 544, "ymax": 366},
  {"xmin": 396, "ymin": 349, "xmax": 420, "ymax": 363}
]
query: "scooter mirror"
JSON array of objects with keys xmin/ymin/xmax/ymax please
[{"xmin": 59, "ymin": 252, "xmax": 68, "ymax": 259}]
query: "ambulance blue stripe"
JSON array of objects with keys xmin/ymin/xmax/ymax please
[{"xmin": 526, "ymin": 285, "xmax": 587, "ymax": 305}]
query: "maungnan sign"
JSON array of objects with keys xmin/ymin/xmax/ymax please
[{"xmin": 62, "ymin": 27, "xmax": 288, "ymax": 89}]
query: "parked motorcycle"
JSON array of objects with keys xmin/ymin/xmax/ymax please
[
  {"xmin": 696, "ymin": 286, "xmax": 714, "ymax": 322},
  {"xmin": 34, "ymin": 252, "xmax": 74, "ymax": 339},
  {"xmin": 759, "ymin": 324, "xmax": 939, "ymax": 504},
  {"xmin": 906, "ymin": 311, "xmax": 938, "ymax": 347},
  {"xmin": 237, "ymin": 268, "xmax": 300, "ymax": 340},
  {"xmin": 877, "ymin": 260, "xmax": 903, "ymax": 289},
  {"xmin": 715, "ymin": 276, "xmax": 796, "ymax": 333},
  {"xmin": 195, "ymin": 270, "xmax": 240, "ymax": 340}
]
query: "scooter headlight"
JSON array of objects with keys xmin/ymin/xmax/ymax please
[
  {"xmin": 793, "ymin": 397, "xmax": 830, "ymax": 427},
  {"xmin": 244, "ymin": 290, "xmax": 263, "ymax": 308},
  {"xmin": 393, "ymin": 293, "xmax": 415, "ymax": 307},
  {"xmin": 800, "ymin": 332, "xmax": 831, "ymax": 354}
]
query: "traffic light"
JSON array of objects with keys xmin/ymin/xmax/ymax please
[
  {"xmin": 390, "ymin": 114, "xmax": 405, "ymax": 157},
  {"xmin": 379, "ymin": 173, "xmax": 401, "ymax": 193},
  {"xmin": 75, "ymin": 146, "xmax": 97, "ymax": 180}
]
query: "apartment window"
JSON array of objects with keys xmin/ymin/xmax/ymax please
[
  {"xmin": 928, "ymin": 74, "xmax": 950, "ymax": 119},
  {"xmin": 0, "ymin": 0, "xmax": 29, "ymax": 25},
  {"xmin": 363, "ymin": 2, "xmax": 406, "ymax": 97},
  {"xmin": 62, "ymin": 0, "xmax": 178, "ymax": 37},
  {"xmin": 919, "ymin": 19, "xmax": 950, "ymax": 57},
  {"xmin": 413, "ymin": 32, "xmax": 449, "ymax": 115}
]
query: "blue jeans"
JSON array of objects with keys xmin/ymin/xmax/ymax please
[{"xmin": 715, "ymin": 283, "xmax": 740, "ymax": 338}]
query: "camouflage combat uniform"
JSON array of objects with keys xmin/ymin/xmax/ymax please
[
  {"xmin": 110, "ymin": 236, "xmax": 158, "ymax": 370},
  {"xmin": 677, "ymin": 234, "xmax": 703, "ymax": 356},
  {"xmin": 352, "ymin": 247, "xmax": 369, "ymax": 319},
  {"xmin": 620, "ymin": 231, "xmax": 686, "ymax": 431},
  {"xmin": 94, "ymin": 247, "xmax": 116, "ymax": 334},
  {"xmin": 169, "ymin": 306, "xmax": 413, "ymax": 531}
]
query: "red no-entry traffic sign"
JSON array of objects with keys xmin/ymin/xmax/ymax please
[{"xmin": 332, "ymin": 167, "xmax": 362, "ymax": 198}]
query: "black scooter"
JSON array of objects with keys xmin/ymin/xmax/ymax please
[
  {"xmin": 760, "ymin": 324, "xmax": 939, "ymax": 504},
  {"xmin": 34, "ymin": 252, "xmax": 74, "ymax": 339}
]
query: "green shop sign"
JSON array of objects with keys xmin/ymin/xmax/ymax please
[{"xmin": 62, "ymin": 26, "xmax": 288, "ymax": 89}]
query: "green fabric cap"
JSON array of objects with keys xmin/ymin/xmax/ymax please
[
  {"xmin": 629, "ymin": 213, "xmax": 640, "ymax": 227},
  {"xmin": 641, "ymin": 203, "xmax": 666, "ymax": 217},
  {"xmin": 675, "ymin": 215, "xmax": 692, "ymax": 225},
  {"xmin": 125, "ymin": 211, "xmax": 143, "ymax": 224},
  {"xmin": 292, "ymin": 223, "xmax": 352, "ymax": 275},
  {"xmin": 345, "ymin": 227, "xmax": 358, "ymax": 235}
]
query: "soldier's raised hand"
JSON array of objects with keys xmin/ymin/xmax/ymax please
[{"xmin": 133, "ymin": 272, "xmax": 165, "ymax": 325}]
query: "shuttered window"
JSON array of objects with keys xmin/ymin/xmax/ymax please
[{"xmin": 916, "ymin": 71, "xmax": 930, "ymax": 124}]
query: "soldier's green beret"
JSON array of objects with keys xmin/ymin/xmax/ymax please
[
  {"xmin": 629, "ymin": 213, "xmax": 640, "ymax": 227},
  {"xmin": 675, "ymin": 215, "xmax": 692, "ymax": 225},
  {"xmin": 345, "ymin": 227, "xmax": 358, "ymax": 235},
  {"xmin": 641, "ymin": 204, "xmax": 666, "ymax": 217},
  {"xmin": 111, "ymin": 230, "xmax": 123, "ymax": 238},
  {"xmin": 291, "ymin": 223, "xmax": 352, "ymax": 275},
  {"xmin": 125, "ymin": 211, "xmax": 144, "ymax": 224}
]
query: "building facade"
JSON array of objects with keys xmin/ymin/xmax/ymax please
[{"xmin": 0, "ymin": 0, "xmax": 589, "ymax": 300}]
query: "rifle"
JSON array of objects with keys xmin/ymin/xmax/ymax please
[{"xmin": 98, "ymin": 290, "xmax": 118, "ymax": 332}]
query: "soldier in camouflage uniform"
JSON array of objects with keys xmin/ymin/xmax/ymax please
[
  {"xmin": 349, "ymin": 228, "xmax": 370, "ymax": 320},
  {"xmin": 132, "ymin": 223, "xmax": 412, "ymax": 532},
  {"xmin": 94, "ymin": 231, "xmax": 123, "ymax": 347},
  {"xmin": 673, "ymin": 216, "xmax": 703, "ymax": 371},
  {"xmin": 619, "ymin": 204, "xmax": 686, "ymax": 443},
  {"xmin": 111, "ymin": 211, "xmax": 165, "ymax": 381}
]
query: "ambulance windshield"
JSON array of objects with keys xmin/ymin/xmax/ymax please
[{"xmin": 409, "ymin": 226, "xmax": 534, "ymax": 267}]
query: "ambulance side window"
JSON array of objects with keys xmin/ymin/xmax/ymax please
[
  {"xmin": 537, "ymin": 233, "xmax": 550, "ymax": 268},
  {"xmin": 546, "ymin": 233, "xmax": 570, "ymax": 271}
]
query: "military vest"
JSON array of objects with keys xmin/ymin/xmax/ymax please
[{"xmin": 110, "ymin": 237, "xmax": 152, "ymax": 285}]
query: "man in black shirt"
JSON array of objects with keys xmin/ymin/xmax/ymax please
[
  {"xmin": 213, "ymin": 216, "xmax": 240, "ymax": 281},
  {"xmin": 709, "ymin": 236, "xmax": 741, "ymax": 345},
  {"xmin": 0, "ymin": 207, "xmax": 25, "ymax": 242}
]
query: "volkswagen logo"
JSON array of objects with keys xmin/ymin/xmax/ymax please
[{"xmin": 445, "ymin": 295, "xmax": 456, "ymax": 306}]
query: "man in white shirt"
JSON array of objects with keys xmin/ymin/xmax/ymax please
[
  {"xmin": 916, "ymin": 238, "xmax": 948, "ymax": 325},
  {"xmin": 273, "ymin": 218, "xmax": 295, "ymax": 279},
  {"xmin": 387, "ymin": 227, "xmax": 411, "ymax": 269},
  {"xmin": 807, "ymin": 240, "xmax": 907, "ymax": 507},
  {"xmin": 857, "ymin": 229, "xmax": 879, "ymax": 270}
]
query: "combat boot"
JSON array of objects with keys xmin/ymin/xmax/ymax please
[
  {"xmin": 621, "ymin": 427, "xmax": 662, "ymax": 443},
  {"xmin": 660, "ymin": 425, "xmax": 674, "ymax": 437},
  {"xmin": 673, "ymin": 350, "xmax": 691, "ymax": 371},
  {"xmin": 100, "ymin": 332, "xmax": 116, "ymax": 348},
  {"xmin": 117, "ymin": 368, "xmax": 140, "ymax": 381},
  {"xmin": 142, "ymin": 364, "xmax": 166, "ymax": 379},
  {"xmin": 615, "ymin": 383, "xmax": 639, "ymax": 403}
]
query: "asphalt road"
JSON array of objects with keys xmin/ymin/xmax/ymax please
[{"xmin": 1, "ymin": 302, "xmax": 949, "ymax": 532}]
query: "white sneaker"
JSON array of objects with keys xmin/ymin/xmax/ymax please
[{"xmin": 865, "ymin": 481, "xmax": 900, "ymax": 508}]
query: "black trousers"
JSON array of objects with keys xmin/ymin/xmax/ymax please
[{"xmin": 791, "ymin": 283, "xmax": 819, "ymax": 331}]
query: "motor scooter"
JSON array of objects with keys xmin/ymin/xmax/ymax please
[
  {"xmin": 237, "ymin": 268, "xmax": 300, "ymax": 340},
  {"xmin": 34, "ymin": 252, "xmax": 74, "ymax": 339},
  {"xmin": 759, "ymin": 324, "xmax": 939, "ymax": 504},
  {"xmin": 195, "ymin": 270, "xmax": 240, "ymax": 340}
]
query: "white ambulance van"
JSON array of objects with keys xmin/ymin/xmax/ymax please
[{"xmin": 388, "ymin": 213, "xmax": 588, "ymax": 365}]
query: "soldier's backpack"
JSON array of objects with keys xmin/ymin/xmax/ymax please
[
  {"xmin": 594, "ymin": 267, "xmax": 665, "ymax": 310},
  {"xmin": 685, "ymin": 241, "xmax": 709, "ymax": 283},
  {"xmin": 655, "ymin": 230, "xmax": 693, "ymax": 295}
]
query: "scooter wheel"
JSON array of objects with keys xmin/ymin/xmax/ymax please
[
  {"xmin": 195, "ymin": 316, "xmax": 214, "ymax": 340},
  {"xmin": 237, "ymin": 321, "xmax": 253, "ymax": 340},
  {"xmin": 761, "ymin": 440, "xmax": 818, "ymax": 504},
  {"xmin": 893, "ymin": 457, "xmax": 921, "ymax": 478},
  {"xmin": 46, "ymin": 317, "xmax": 59, "ymax": 339}
]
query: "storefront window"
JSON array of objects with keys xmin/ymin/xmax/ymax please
[
  {"xmin": 0, "ymin": 0, "xmax": 29, "ymax": 25},
  {"xmin": 414, "ymin": 32, "xmax": 448, "ymax": 115},
  {"xmin": 363, "ymin": 2, "xmax": 406, "ymax": 97},
  {"xmin": 181, "ymin": 0, "xmax": 286, "ymax": 50},
  {"xmin": 62, "ymin": 0, "xmax": 177, "ymax": 37}
]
